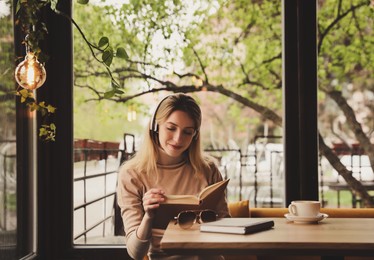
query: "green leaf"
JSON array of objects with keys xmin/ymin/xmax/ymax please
[
  {"xmin": 102, "ymin": 50, "xmax": 113, "ymax": 67},
  {"xmin": 29, "ymin": 103, "xmax": 38, "ymax": 112},
  {"xmin": 116, "ymin": 47, "xmax": 129, "ymax": 59},
  {"xmin": 111, "ymin": 80, "xmax": 120, "ymax": 88},
  {"xmin": 19, "ymin": 89, "xmax": 29, "ymax": 98},
  {"xmin": 16, "ymin": 0, "xmax": 21, "ymax": 14},
  {"xmin": 39, "ymin": 124, "xmax": 56, "ymax": 142},
  {"xmin": 39, "ymin": 128, "xmax": 47, "ymax": 136},
  {"xmin": 104, "ymin": 89, "xmax": 116, "ymax": 99},
  {"xmin": 40, "ymin": 108, "xmax": 47, "ymax": 117},
  {"xmin": 98, "ymin": 37, "xmax": 109, "ymax": 48},
  {"xmin": 77, "ymin": 0, "xmax": 89, "ymax": 4},
  {"xmin": 50, "ymin": 0, "xmax": 58, "ymax": 11},
  {"xmin": 115, "ymin": 89, "xmax": 124, "ymax": 94},
  {"xmin": 47, "ymin": 105, "xmax": 56, "ymax": 113}
]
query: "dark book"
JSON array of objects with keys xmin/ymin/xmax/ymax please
[
  {"xmin": 153, "ymin": 179, "xmax": 230, "ymax": 229},
  {"xmin": 200, "ymin": 218, "xmax": 274, "ymax": 234}
]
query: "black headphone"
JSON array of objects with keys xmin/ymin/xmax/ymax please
[{"xmin": 149, "ymin": 95, "xmax": 172, "ymax": 141}]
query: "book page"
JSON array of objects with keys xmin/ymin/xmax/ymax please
[
  {"xmin": 163, "ymin": 194, "xmax": 199, "ymax": 205},
  {"xmin": 198, "ymin": 179, "xmax": 230, "ymax": 200},
  {"xmin": 162, "ymin": 179, "xmax": 230, "ymax": 205}
]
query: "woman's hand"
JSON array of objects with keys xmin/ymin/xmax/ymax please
[{"xmin": 142, "ymin": 188, "xmax": 165, "ymax": 218}]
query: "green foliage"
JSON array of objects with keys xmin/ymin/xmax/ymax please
[
  {"xmin": 77, "ymin": 0, "xmax": 89, "ymax": 4},
  {"xmin": 12, "ymin": 0, "xmax": 132, "ymax": 141},
  {"xmin": 70, "ymin": 0, "xmax": 372, "ymax": 147},
  {"xmin": 17, "ymin": 89, "xmax": 57, "ymax": 141},
  {"xmin": 0, "ymin": 1, "xmax": 16, "ymax": 140},
  {"xmin": 39, "ymin": 123, "xmax": 56, "ymax": 142},
  {"xmin": 6, "ymin": 193, "xmax": 17, "ymax": 211},
  {"xmin": 316, "ymin": 0, "xmax": 373, "ymax": 143},
  {"xmin": 15, "ymin": 0, "xmax": 49, "ymax": 60},
  {"xmin": 70, "ymin": 0, "xmax": 374, "ymax": 147},
  {"xmin": 73, "ymin": 2, "xmax": 147, "ymax": 141},
  {"xmin": 318, "ymin": 0, "xmax": 373, "ymax": 91}
]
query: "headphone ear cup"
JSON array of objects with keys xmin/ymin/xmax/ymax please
[
  {"xmin": 149, "ymin": 95, "xmax": 171, "ymax": 134},
  {"xmin": 153, "ymin": 126, "xmax": 160, "ymax": 144}
]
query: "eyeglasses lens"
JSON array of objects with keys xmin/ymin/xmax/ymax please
[
  {"xmin": 178, "ymin": 211, "xmax": 196, "ymax": 229},
  {"xmin": 200, "ymin": 210, "xmax": 217, "ymax": 223}
]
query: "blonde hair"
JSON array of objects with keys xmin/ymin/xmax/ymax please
[{"xmin": 122, "ymin": 93, "xmax": 213, "ymax": 179}]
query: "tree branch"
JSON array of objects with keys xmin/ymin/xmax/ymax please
[
  {"xmin": 317, "ymin": 1, "xmax": 370, "ymax": 53},
  {"xmin": 192, "ymin": 47, "xmax": 209, "ymax": 83},
  {"xmin": 328, "ymin": 90, "xmax": 374, "ymax": 171}
]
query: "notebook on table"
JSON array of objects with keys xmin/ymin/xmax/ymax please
[{"xmin": 200, "ymin": 218, "xmax": 274, "ymax": 234}]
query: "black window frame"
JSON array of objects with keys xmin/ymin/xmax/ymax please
[{"xmin": 15, "ymin": 0, "xmax": 318, "ymax": 258}]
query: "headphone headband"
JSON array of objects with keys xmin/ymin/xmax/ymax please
[{"xmin": 150, "ymin": 95, "xmax": 172, "ymax": 133}]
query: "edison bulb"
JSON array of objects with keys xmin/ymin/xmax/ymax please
[{"xmin": 15, "ymin": 52, "xmax": 46, "ymax": 90}]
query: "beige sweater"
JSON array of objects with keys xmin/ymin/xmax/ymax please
[{"xmin": 117, "ymin": 160, "xmax": 230, "ymax": 260}]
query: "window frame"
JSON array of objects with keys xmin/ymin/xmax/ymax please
[
  {"xmin": 14, "ymin": 2, "xmax": 37, "ymax": 258},
  {"xmin": 15, "ymin": 0, "xmax": 318, "ymax": 258}
]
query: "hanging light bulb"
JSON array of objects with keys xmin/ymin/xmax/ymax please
[{"xmin": 15, "ymin": 51, "xmax": 47, "ymax": 90}]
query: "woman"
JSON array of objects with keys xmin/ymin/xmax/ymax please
[{"xmin": 117, "ymin": 93, "xmax": 230, "ymax": 260}]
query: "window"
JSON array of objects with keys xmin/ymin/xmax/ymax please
[
  {"xmin": 317, "ymin": 0, "xmax": 374, "ymax": 208},
  {"xmin": 0, "ymin": 2, "xmax": 17, "ymax": 258},
  {"xmin": 1, "ymin": 1, "xmax": 37, "ymax": 259},
  {"xmin": 72, "ymin": 0, "xmax": 284, "ymax": 245},
  {"xmin": 13, "ymin": 0, "xmax": 328, "ymax": 258}
]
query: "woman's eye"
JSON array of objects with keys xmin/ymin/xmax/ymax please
[
  {"xmin": 164, "ymin": 125, "xmax": 195, "ymax": 136},
  {"xmin": 183, "ymin": 130, "xmax": 195, "ymax": 136}
]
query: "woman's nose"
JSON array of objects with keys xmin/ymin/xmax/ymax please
[{"xmin": 173, "ymin": 130, "xmax": 183, "ymax": 142}]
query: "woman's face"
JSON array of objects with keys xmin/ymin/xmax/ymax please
[{"xmin": 157, "ymin": 110, "xmax": 196, "ymax": 163}]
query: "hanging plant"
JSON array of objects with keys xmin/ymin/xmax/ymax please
[
  {"xmin": 15, "ymin": 0, "xmax": 56, "ymax": 141},
  {"xmin": 14, "ymin": 0, "xmax": 128, "ymax": 141}
]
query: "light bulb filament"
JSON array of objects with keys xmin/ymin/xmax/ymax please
[
  {"xmin": 15, "ymin": 52, "xmax": 46, "ymax": 90},
  {"xmin": 26, "ymin": 60, "xmax": 36, "ymax": 86}
]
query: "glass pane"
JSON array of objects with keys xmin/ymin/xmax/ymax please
[
  {"xmin": 73, "ymin": 0, "xmax": 283, "ymax": 245},
  {"xmin": 0, "ymin": 0, "xmax": 17, "ymax": 258},
  {"xmin": 317, "ymin": 0, "xmax": 374, "ymax": 208}
]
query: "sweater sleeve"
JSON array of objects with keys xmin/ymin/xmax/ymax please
[{"xmin": 117, "ymin": 167, "xmax": 150, "ymax": 260}]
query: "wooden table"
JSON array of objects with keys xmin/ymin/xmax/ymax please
[{"xmin": 160, "ymin": 218, "xmax": 374, "ymax": 258}]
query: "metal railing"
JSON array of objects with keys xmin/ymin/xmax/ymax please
[
  {"xmin": 73, "ymin": 134, "xmax": 287, "ymax": 242},
  {"xmin": 0, "ymin": 140, "xmax": 16, "ymax": 232},
  {"xmin": 72, "ymin": 134, "xmax": 374, "ymax": 244},
  {"xmin": 0, "ymin": 140, "xmax": 17, "ymax": 259},
  {"xmin": 2, "ymin": 135, "xmax": 372, "ymax": 245},
  {"xmin": 73, "ymin": 134, "xmax": 135, "ymax": 243}
]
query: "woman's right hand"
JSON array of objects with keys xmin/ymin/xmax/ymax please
[{"xmin": 142, "ymin": 188, "xmax": 165, "ymax": 218}]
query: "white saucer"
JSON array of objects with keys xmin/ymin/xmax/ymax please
[{"xmin": 284, "ymin": 213, "xmax": 328, "ymax": 224}]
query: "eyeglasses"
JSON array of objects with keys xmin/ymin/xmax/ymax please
[{"xmin": 174, "ymin": 209, "xmax": 218, "ymax": 229}]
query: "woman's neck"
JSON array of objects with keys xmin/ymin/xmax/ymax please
[{"xmin": 157, "ymin": 150, "xmax": 186, "ymax": 165}]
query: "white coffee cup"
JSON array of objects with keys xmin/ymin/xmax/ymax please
[{"xmin": 288, "ymin": 200, "xmax": 321, "ymax": 217}]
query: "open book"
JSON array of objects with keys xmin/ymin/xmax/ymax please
[
  {"xmin": 200, "ymin": 218, "xmax": 274, "ymax": 234},
  {"xmin": 162, "ymin": 179, "xmax": 230, "ymax": 205},
  {"xmin": 153, "ymin": 179, "xmax": 230, "ymax": 229}
]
